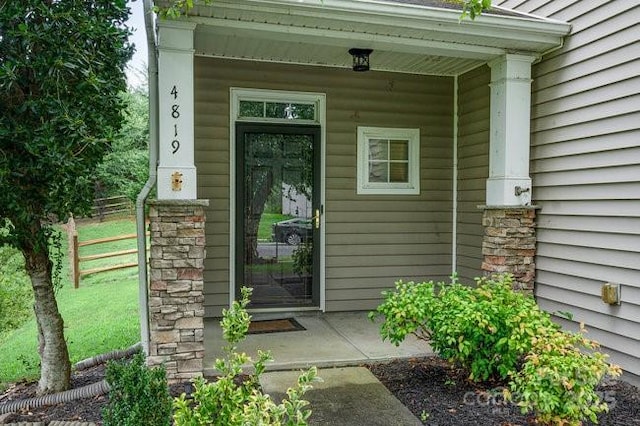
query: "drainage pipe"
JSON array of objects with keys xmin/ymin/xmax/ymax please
[
  {"xmin": 0, "ymin": 342, "xmax": 140, "ymax": 415},
  {"xmin": 74, "ymin": 342, "xmax": 141, "ymax": 371},
  {"xmin": 136, "ymin": 0, "xmax": 160, "ymax": 355},
  {"xmin": 0, "ymin": 380, "xmax": 110, "ymax": 415}
]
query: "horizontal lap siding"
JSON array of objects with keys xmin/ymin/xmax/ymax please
[
  {"xmin": 456, "ymin": 65, "xmax": 490, "ymax": 283},
  {"xmin": 495, "ymin": 0, "xmax": 640, "ymax": 382},
  {"xmin": 195, "ymin": 57, "xmax": 453, "ymax": 316},
  {"xmin": 323, "ymin": 67, "xmax": 454, "ymax": 311}
]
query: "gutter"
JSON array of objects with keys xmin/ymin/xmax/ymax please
[
  {"xmin": 136, "ymin": 0, "xmax": 159, "ymax": 355},
  {"xmin": 211, "ymin": 0, "xmax": 572, "ymax": 41}
]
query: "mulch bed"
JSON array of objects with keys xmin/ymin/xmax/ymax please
[
  {"xmin": 0, "ymin": 361, "xmax": 193, "ymax": 425},
  {"xmin": 0, "ymin": 363, "xmax": 109, "ymax": 424},
  {"xmin": 1, "ymin": 356, "xmax": 639, "ymax": 425},
  {"xmin": 368, "ymin": 357, "xmax": 640, "ymax": 426}
]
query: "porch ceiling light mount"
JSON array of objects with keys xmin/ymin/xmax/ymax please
[{"xmin": 349, "ymin": 48, "xmax": 373, "ymax": 72}]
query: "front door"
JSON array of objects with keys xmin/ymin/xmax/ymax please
[{"xmin": 236, "ymin": 123, "xmax": 321, "ymax": 309}]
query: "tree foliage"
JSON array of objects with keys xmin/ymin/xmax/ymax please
[
  {"xmin": 96, "ymin": 88, "xmax": 149, "ymax": 202},
  {"xmin": 115, "ymin": 88, "xmax": 150, "ymax": 152},
  {"xmin": 0, "ymin": 0, "xmax": 132, "ymax": 394},
  {"xmin": 0, "ymin": 0, "xmax": 132, "ymax": 239}
]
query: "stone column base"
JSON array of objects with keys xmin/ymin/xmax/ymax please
[
  {"xmin": 147, "ymin": 199, "xmax": 208, "ymax": 382},
  {"xmin": 480, "ymin": 206, "xmax": 538, "ymax": 293}
]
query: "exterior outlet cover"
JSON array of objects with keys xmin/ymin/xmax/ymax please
[{"xmin": 601, "ymin": 283, "xmax": 621, "ymax": 305}]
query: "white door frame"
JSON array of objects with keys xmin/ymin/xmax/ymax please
[{"xmin": 229, "ymin": 88, "xmax": 326, "ymax": 312}]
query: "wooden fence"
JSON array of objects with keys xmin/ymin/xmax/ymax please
[
  {"xmin": 66, "ymin": 216, "xmax": 147, "ymax": 288},
  {"xmin": 92, "ymin": 195, "xmax": 133, "ymax": 221}
]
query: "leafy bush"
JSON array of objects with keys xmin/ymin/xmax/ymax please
[
  {"xmin": 102, "ymin": 351, "xmax": 172, "ymax": 426},
  {"xmin": 0, "ymin": 245, "xmax": 32, "ymax": 337},
  {"xmin": 173, "ymin": 287, "xmax": 320, "ymax": 426},
  {"xmin": 507, "ymin": 324, "xmax": 621, "ymax": 425},
  {"xmin": 370, "ymin": 275, "xmax": 554, "ymax": 381},
  {"xmin": 370, "ymin": 274, "xmax": 621, "ymax": 425}
]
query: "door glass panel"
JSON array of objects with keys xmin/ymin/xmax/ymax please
[{"xmin": 240, "ymin": 131, "xmax": 316, "ymax": 308}]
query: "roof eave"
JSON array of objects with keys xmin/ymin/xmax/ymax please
[{"xmin": 196, "ymin": 0, "xmax": 571, "ymax": 53}]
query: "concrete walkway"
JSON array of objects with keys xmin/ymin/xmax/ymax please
[
  {"xmin": 261, "ymin": 367, "xmax": 423, "ymax": 425},
  {"xmin": 205, "ymin": 312, "xmax": 433, "ymax": 425}
]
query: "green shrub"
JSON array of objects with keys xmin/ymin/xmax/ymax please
[
  {"xmin": 173, "ymin": 287, "xmax": 320, "ymax": 426},
  {"xmin": 370, "ymin": 273, "xmax": 621, "ymax": 425},
  {"xmin": 370, "ymin": 274, "xmax": 554, "ymax": 381},
  {"xmin": 102, "ymin": 351, "xmax": 172, "ymax": 426},
  {"xmin": 0, "ymin": 245, "xmax": 32, "ymax": 337},
  {"xmin": 507, "ymin": 324, "xmax": 621, "ymax": 425}
]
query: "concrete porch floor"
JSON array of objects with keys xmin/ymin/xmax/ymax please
[{"xmin": 204, "ymin": 311, "xmax": 433, "ymax": 374}]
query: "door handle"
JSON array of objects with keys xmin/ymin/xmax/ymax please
[{"xmin": 312, "ymin": 209, "xmax": 320, "ymax": 229}]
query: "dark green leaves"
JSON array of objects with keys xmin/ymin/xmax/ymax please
[
  {"xmin": 0, "ymin": 0, "xmax": 132, "ymax": 248},
  {"xmin": 103, "ymin": 352, "xmax": 172, "ymax": 426}
]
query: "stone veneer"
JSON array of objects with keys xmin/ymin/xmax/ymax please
[
  {"xmin": 481, "ymin": 206, "xmax": 538, "ymax": 293},
  {"xmin": 147, "ymin": 199, "xmax": 208, "ymax": 381}
]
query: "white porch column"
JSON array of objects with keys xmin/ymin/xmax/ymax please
[
  {"xmin": 157, "ymin": 20, "xmax": 197, "ymax": 200},
  {"xmin": 486, "ymin": 54, "xmax": 536, "ymax": 206}
]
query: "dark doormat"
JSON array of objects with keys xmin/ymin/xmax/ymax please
[{"xmin": 248, "ymin": 318, "xmax": 306, "ymax": 334}]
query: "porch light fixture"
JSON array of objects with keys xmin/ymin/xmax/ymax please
[{"xmin": 349, "ymin": 48, "xmax": 373, "ymax": 72}]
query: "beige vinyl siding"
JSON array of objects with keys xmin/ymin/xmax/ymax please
[
  {"xmin": 456, "ymin": 65, "xmax": 490, "ymax": 283},
  {"xmin": 195, "ymin": 57, "xmax": 454, "ymax": 316},
  {"xmin": 495, "ymin": 0, "xmax": 640, "ymax": 382}
]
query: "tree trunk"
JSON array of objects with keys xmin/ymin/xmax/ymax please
[{"xmin": 22, "ymin": 243, "xmax": 71, "ymax": 395}]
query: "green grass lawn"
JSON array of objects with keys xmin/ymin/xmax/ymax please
[{"xmin": 0, "ymin": 218, "xmax": 141, "ymax": 388}]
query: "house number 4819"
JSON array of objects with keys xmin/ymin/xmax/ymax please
[{"xmin": 170, "ymin": 85, "xmax": 180, "ymax": 154}]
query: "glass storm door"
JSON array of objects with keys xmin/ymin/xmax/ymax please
[{"xmin": 236, "ymin": 123, "xmax": 321, "ymax": 309}]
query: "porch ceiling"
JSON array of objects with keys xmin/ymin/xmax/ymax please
[{"xmin": 185, "ymin": 0, "xmax": 570, "ymax": 76}]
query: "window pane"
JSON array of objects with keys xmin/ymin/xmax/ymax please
[
  {"xmin": 369, "ymin": 162, "xmax": 388, "ymax": 182},
  {"xmin": 240, "ymin": 100, "xmax": 315, "ymax": 121},
  {"xmin": 390, "ymin": 140, "xmax": 408, "ymax": 161},
  {"xmin": 239, "ymin": 101, "xmax": 265, "ymax": 118},
  {"xmin": 265, "ymin": 102, "xmax": 287, "ymax": 119},
  {"xmin": 292, "ymin": 103, "xmax": 315, "ymax": 120},
  {"xmin": 368, "ymin": 139, "xmax": 388, "ymax": 161},
  {"xmin": 389, "ymin": 163, "xmax": 409, "ymax": 183}
]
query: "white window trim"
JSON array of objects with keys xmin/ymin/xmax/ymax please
[{"xmin": 357, "ymin": 126, "xmax": 420, "ymax": 195}]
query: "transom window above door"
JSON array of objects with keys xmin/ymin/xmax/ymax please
[
  {"xmin": 357, "ymin": 127, "xmax": 420, "ymax": 195},
  {"xmin": 239, "ymin": 100, "xmax": 316, "ymax": 121},
  {"xmin": 231, "ymin": 88, "xmax": 323, "ymax": 125}
]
